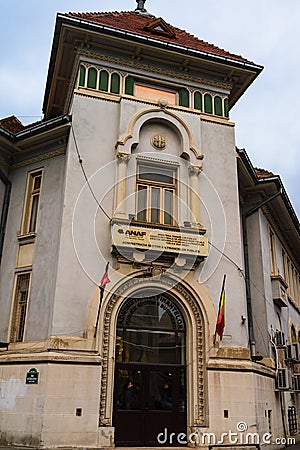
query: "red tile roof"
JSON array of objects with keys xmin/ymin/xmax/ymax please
[
  {"xmin": 255, "ymin": 167, "xmax": 276, "ymax": 179},
  {"xmin": 0, "ymin": 116, "xmax": 43, "ymax": 134},
  {"xmin": 0, "ymin": 116, "xmax": 24, "ymax": 133},
  {"xmin": 66, "ymin": 11, "xmax": 251, "ymax": 63}
]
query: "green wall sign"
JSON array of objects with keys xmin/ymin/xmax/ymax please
[{"xmin": 26, "ymin": 368, "xmax": 39, "ymax": 384}]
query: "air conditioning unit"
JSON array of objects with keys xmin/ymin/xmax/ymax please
[
  {"xmin": 276, "ymin": 368, "xmax": 290, "ymax": 390},
  {"xmin": 293, "ymin": 374, "xmax": 300, "ymax": 392},
  {"xmin": 286, "ymin": 344, "xmax": 297, "ymax": 361},
  {"xmin": 274, "ymin": 330, "xmax": 285, "ymax": 347}
]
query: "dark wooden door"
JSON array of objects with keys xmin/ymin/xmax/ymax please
[{"xmin": 113, "ymin": 363, "xmax": 186, "ymax": 446}]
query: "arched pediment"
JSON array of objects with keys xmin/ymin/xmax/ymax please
[{"xmin": 115, "ymin": 106, "xmax": 203, "ymax": 161}]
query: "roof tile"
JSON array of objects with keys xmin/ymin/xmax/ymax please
[
  {"xmin": 0, "ymin": 116, "xmax": 24, "ymax": 133},
  {"xmin": 66, "ymin": 11, "xmax": 251, "ymax": 63}
]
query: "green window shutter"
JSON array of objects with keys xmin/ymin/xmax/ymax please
[
  {"xmin": 194, "ymin": 91, "xmax": 202, "ymax": 111},
  {"xmin": 87, "ymin": 67, "xmax": 97, "ymax": 89},
  {"xmin": 224, "ymin": 98, "xmax": 229, "ymax": 118},
  {"xmin": 79, "ymin": 65, "xmax": 86, "ymax": 87},
  {"xmin": 204, "ymin": 94, "xmax": 212, "ymax": 114},
  {"xmin": 214, "ymin": 96, "xmax": 223, "ymax": 116},
  {"xmin": 179, "ymin": 88, "xmax": 189, "ymax": 107},
  {"xmin": 111, "ymin": 73, "xmax": 120, "ymax": 94},
  {"xmin": 125, "ymin": 76, "xmax": 134, "ymax": 95},
  {"xmin": 99, "ymin": 70, "xmax": 109, "ymax": 92}
]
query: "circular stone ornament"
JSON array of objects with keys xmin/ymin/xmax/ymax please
[{"xmin": 151, "ymin": 134, "xmax": 167, "ymax": 150}]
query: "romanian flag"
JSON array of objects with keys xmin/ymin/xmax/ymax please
[
  {"xmin": 99, "ymin": 262, "xmax": 110, "ymax": 289},
  {"xmin": 215, "ymin": 274, "xmax": 226, "ymax": 341}
]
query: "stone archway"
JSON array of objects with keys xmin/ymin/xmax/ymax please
[{"xmin": 98, "ymin": 274, "xmax": 207, "ymax": 432}]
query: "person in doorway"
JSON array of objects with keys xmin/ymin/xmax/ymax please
[
  {"xmin": 123, "ymin": 380, "xmax": 134, "ymax": 409},
  {"xmin": 160, "ymin": 382, "xmax": 172, "ymax": 410}
]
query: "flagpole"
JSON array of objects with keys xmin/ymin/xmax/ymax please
[
  {"xmin": 94, "ymin": 286, "xmax": 104, "ymax": 338},
  {"xmin": 214, "ymin": 274, "xmax": 226, "ymax": 345},
  {"xmin": 94, "ymin": 262, "xmax": 110, "ymax": 338}
]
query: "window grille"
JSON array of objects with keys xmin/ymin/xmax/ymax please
[{"xmin": 10, "ymin": 273, "xmax": 31, "ymax": 343}]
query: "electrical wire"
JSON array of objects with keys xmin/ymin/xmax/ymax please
[
  {"xmin": 69, "ymin": 128, "xmax": 291, "ymax": 351},
  {"xmin": 71, "ymin": 125, "xmax": 111, "ymax": 220}
]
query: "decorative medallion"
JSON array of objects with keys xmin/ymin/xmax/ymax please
[{"xmin": 151, "ymin": 134, "xmax": 167, "ymax": 150}]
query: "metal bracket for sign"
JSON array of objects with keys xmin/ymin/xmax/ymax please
[{"xmin": 26, "ymin": 368, "xmax": 39, "ymax": 385}]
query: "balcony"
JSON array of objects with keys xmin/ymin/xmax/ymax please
[{"xmin": 271, "ymin": 275, "xmax": 288, "ymax": 308}]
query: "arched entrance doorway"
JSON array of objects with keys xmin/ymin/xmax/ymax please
[{"xmin": 113, "ymin": 289, "xmax": 186, "ymax": 446}]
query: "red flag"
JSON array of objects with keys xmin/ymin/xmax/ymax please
[
  {"xmin": 215, "ymin": 275, "xmax": 226, "ymax": 340},
  {"xmin": 100, "ymin": 262, "xmax": 110, "ymax": 289}
]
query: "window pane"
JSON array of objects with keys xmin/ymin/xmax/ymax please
[
  {"xmin": 125, "ymin": 76, "xmax": 134, "ymax": 95},
  {"xmin": 111, "ymin": 73, "xmax": 120, "ymax": 94},
  {"xmin": 87, "ymin": 67, "xmax": 97, "ymax": 89},
  {"xmin": 29, "ymin": 194, "xmax": 39, "ymax": 232},
  {"xmin": 194, "ymin": 91, "xmax": 202, "ymax": 110},
  {"xmin": 204, "ymin": 94, "xmax": 212, "ymax": 114},
  {"xmin": 115, "ymin": 368, "xmax": 142, "ymax": 410},
  {"xmin": 79, "ymin": 65, "xmax": 86, "ymax": 86},
  {"xmin": 164, "ymin": 189, "xmax": 173, "ymax": 225},
  {"xmin": 224, "ymin": 98, "xmax": 229, "ymax": 118},
  {"xmin": 124, "ymin": 330, "xmax": 177, "ymax": 364},
  {"xmin": 117, "ymin": 293, "xmax": 185, "ymax": 331},
  {"xmin": 139, "ymin": 165, "xmax": 174, "ymax": 185},
  {"xmin": 178, "ymin": 88, "xmax": 189, "ymax": 107},
  {"xmin": 214, "ymin": 96, "xmax": 223, "ymax": 116},
  {"xmin": 137, "ymin": 185, "xmax": 147, "ymax": 222},
  {"xmin": 150, "ymin": 187, "xmax": 160, "ymax": 223},
  {"xmin": 149, "ymin": 371, "xmax": 173, "ymax": 410},
  {"xmin": 10, "ymin": 273, "xmax": 30, "ymax": 343},
  {"xmin": 99, "ymin": 70, "xmax": 109, "ymax": 91},
  {"xmin": 33, "ymin": 175, "xmax": 42, "ymax": 190}
]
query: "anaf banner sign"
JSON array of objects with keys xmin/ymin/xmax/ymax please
[{"xmin": 112, "ymin": 225, "xmax": 208, "ymax": 257}]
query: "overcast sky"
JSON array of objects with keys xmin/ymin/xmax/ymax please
[{"xmin": 0, "ymin": 0, "xmax": 299, "ymax": 217}]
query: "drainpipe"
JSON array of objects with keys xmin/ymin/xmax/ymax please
[
  {"xmin": 242, "ymin": 189, "xmax": 282, "ymax": 359},
  {"xmin": 0, "ymin": 168, "xmax": 12, "ymax": 267}
]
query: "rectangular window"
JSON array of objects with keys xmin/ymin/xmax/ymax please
[
  {"xmin": 136, "ymin": 164, "xmax": 177, "ymax": 225},
  {"xmin": 269, "ymin": 228, "xmax": 277, "ymax": 275},
  {"xmin": 10, "ymin": 273, "xmax": 31, "ymax": 343},
  {"xmin": 21, "ymin": 170, "xmax": 43, "ymax": 234}
]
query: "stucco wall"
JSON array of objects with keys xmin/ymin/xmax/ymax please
[{"xmin": 0, "ymin": 155, "xmax": 66, "ymax": 342}]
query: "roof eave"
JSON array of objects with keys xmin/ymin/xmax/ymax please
[
  {"xmin": 43, "ymin": 13, "xmax": 263, "ymax": 117},
  {"xmin": 237, "ymin": 148, "xmax": 300, "ymax": 237}
]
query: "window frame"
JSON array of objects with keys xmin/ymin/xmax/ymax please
[
  {"xmin": 135, "ymin": 162, "xmax": 178, "ymax": 226},
  {"xmin": 21, "ymin": 169, "xmax": 43, "ymax": 235},
  {"xmin": 9, "ymin": 271, "xmax": 31, "ymax": 343}
]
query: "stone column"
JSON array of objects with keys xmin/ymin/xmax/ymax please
[
  {"xmin": 115, "ymin": 152, "xmax": 130, "ymax": 218},
  {"xmin": 188, "ymin": 164, "xmax": 202, "ymax": 226}
]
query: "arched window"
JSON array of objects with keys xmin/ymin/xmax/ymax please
[
  {"xmin": 87, "ymin": 67, "xmax": 97, "ymax": 89},
  {"xmin": 99, "ymin": 70, "xmax": 109, "ymax": 92},
  {"xmin": 178, "ymin": 88, "xmax": 189, "ymax": 107},
  {"xmin": 125, "ymin": 76, "xmax": 135, "ymax": 95},
  {"xmin": 214, "ymin": 96, "xmax": 223, "ymax": 116},
  {"xmin": 291, "ymin": 324, "xmax": 297, "ymax": 343},
  {"xmin": 79, "ymin": 65, "xmax": 86, "ymax": 87},
  {"xmin": 224, "ymin": 98, "xmax": 229, "ymax": 118},
  {"xmin": 116, "ymin": 291, "xmax": 185, "ymax": 364},
  {"xmin": 204, "ymin": 93, "xmax": 212, "ymax": 114},
  {"xmin": 111, "ymin": 73, "xmax": 121, "ymax": 94},
  {"xmin": 194, "ymin": 91, "xmax": 202, "ymax": 111}
]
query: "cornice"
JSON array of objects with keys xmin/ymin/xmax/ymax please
[
  {"xmin": 78, "ymin": 48, "xmax": 233, "ymax": 92},
  {"xmin": 11, "ymin": 148, "xmax": 66, "ymax": 170}
]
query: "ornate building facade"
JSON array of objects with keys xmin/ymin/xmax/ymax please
[{"xmin": 0, "ymin": 1, "xmax": 299, "ymax": 448}]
